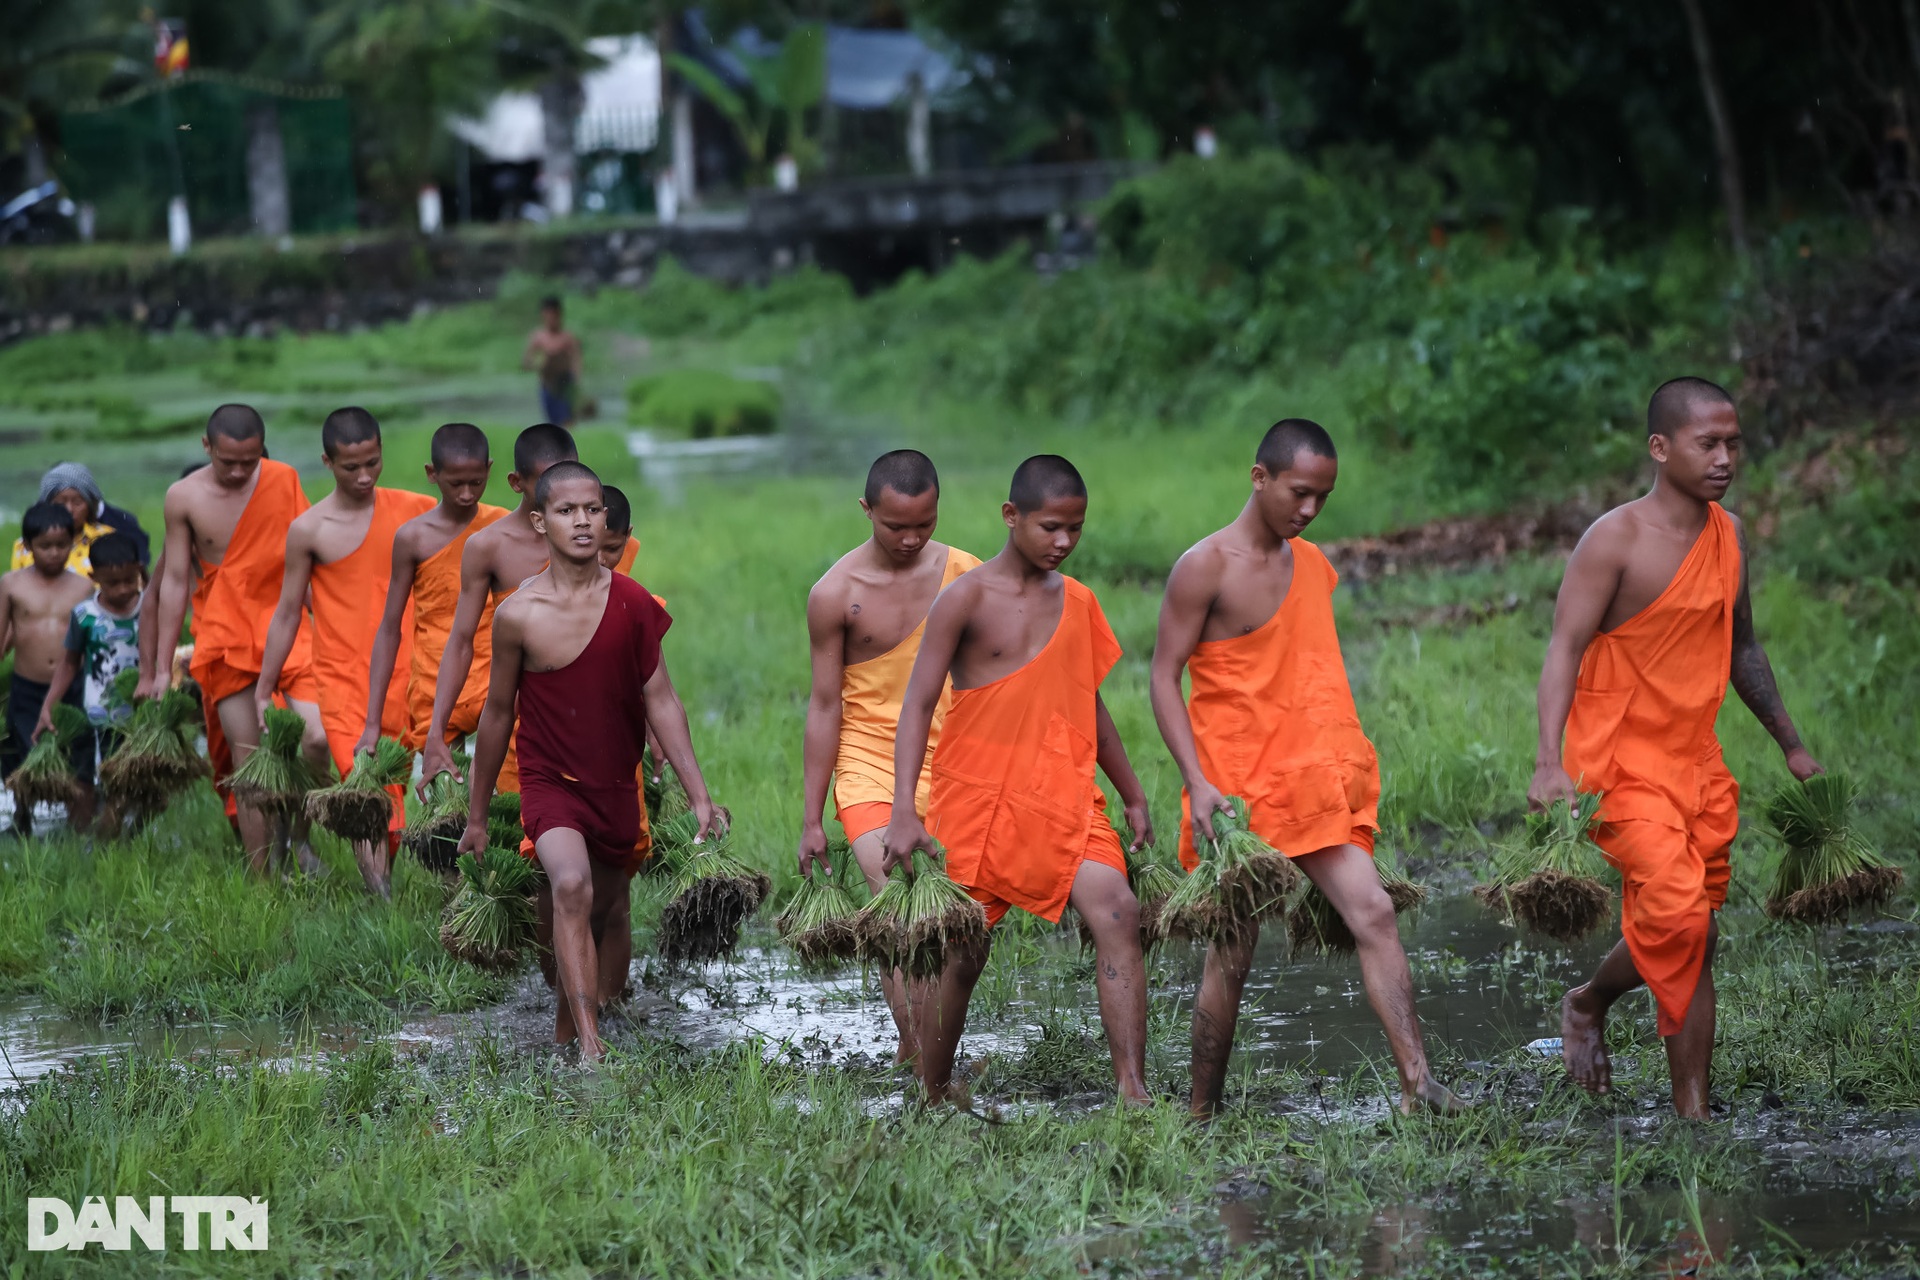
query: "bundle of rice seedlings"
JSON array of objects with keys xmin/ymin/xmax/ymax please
[
  {"xmin": 647, "ymin": 808, "xmax": 703, "ymax": 861},
  {"xmin": 1157, "ymin": 798, "xmax": 1299, "ymax": 945},
  {"xmin": 1472, "ymin": 791, "xmax": 1614, "ymax": 942},
  {"xmin": 486, "ymin": 791, "xmax": 524, "ymax": 852},
  {"xmin": 404, "ymin": 768, "xmax": 470, "ymax": 872},
  {"xmin": 98, "ymin": 687, "xmax": 207, "ymax": 817},
  {"xmin": 438, "ymin": 846, "xmax": 540, "ymax": 970},
  {"xmin": 1289, "ymin": 847, "xmax": 1429, "ymax": 955},
  {"xmin": 643, "ymin": 748, "xmax": 690, "ymax": 822},
  {"xmin": 852, "ymin": 846, "xmax": 988, "ymax": 980},
  {"xmin": 304, "ymin": 737, "xmax": 413, "ymax": 844},
  {"xmin": 1765, "ymin": 773, "xmax": 1905, "ymax": 924},
  {"xmin": 6, "ymin": 703, "xmax": 89, "ymax": 812},
  {"xmin": 775, "ymin": 847, "xmax": 862, "ymax": 969},
  {"xmin": 657, "ymin": 830, "xmax": 772, "ymax": 965},
  {"xmin": 227, "ymin": 707, "xmax": 325, "ymax": 816},
  {"xmin": 1078, "ymin": 847, "xmax": 1184, "ymax": 951}
]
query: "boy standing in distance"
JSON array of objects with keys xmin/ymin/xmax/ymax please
[
  {"xmin": 257, "ymin": 407, "xmax": 435, "ymax": 896},
  {"xmin": 1, "ymin": 505, "xmax": 95, "ymax": 834},
  {"xmin": 142, "ymin": 405, "xmax": 330, "ymax": 877},
  {"xmin": 1535, "ymin": 378, "xmax": 1821, "ymax": 1119},
  {"xmin": 1150, "ymin": 419, "xmax": 1463, "ymax": 1117},
  {"xmin": 884, "ymin": 455, "xmax": 1154, "ymax": 1107},
  {"xmin": 799, "ymin": 450, "xmax": 980, "ymax": 1066},
  {"xmin": 34, "ymin": 532, "xmax": 145, "ymax": 832},
  {"xmin": 459, "ymin": 462, "xmax": 723, "ymax": 1063},
  {"xmin": 359, "ymin": 423, "xmax": 503, "ymax": 756},
  {"xmin": 420, "ymin": 423, "xmax": 579, "ymax": 794},
  {"xmin": 523, "ymin": 296, "xmax": 583, "ymax": 427}
]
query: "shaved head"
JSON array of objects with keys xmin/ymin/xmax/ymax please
[
  {"xmin": 1008, "ymin": 454, "xmax": 1087, "ymax": 513},
  {"xmin": 207, "ymin": 403, "xmax": 265, "ymax": 442},
  {"xmin": 321, "ymin": 406, "xmax": 381, "ymax": 457},
  {"xmin": 864, "ymin": 449, "xmax": 939, "ymax": 507},
  {"xmin": 514, "ymin": 422, "xmax": 578, "ymax": 476},
  {"xmin": 431, "ymin": 422, "xmax": 490, "ymax": 469},
  {"xmin": 1256, "ymin": 418, "xmax": 1336, "ymax": 474},
  {"xmin": 601, "ymin": 483, "xmax": 632, "ymax": 533},
  {"xmin": 533, "ymin": 460, "xmax": 601, "ymax": 510},
  {"xmin": 1647, "ymin": 377, "xmax": 1735, "ymax": 438}
]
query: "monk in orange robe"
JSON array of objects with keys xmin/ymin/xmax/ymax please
[
  {"xmin": 257, "ymin": 408, "xmax": 434, "ymax": 896},
  {"xmin": 884, "ymin": 455, "xmax": 1154, "ymax": 1107},
  {"xmin": 1151, "ymin": 419, "xmax": 1462, "ymax": 1118},
  {"xmin": 419, "ymin": 423, "xmax": 579, "ymax": 800},
  {"xmin": 140, "ymin": 405, "xmax": 330, "ymax": 877},
  {"xmin": 360, "ymin": 423, "xmax": 503, "ymax": 757},
  {"xmin": 800, "ymin": 450, "xmax": 980, "ymax": 1064},
  {"xmin": 1534, "ymin": 378, "xmax": 1822, "ymax": 1119}
]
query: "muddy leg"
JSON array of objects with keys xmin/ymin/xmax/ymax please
[
  {"xmin": 285, "ymin": 697, "xmax": 330, "ymax": 876},
  {"xmin": 537, "ymin": 832, "xmax": 603, "ymax": 1060},
  {"xmin": 351, "ymin": 836, "xmax": 391, "ymax": 899},
  {"xmin": 910, "ymin": 934, "xmax": 990, "ymax": 1105},
  {"xmin": 1665, "ymin": 918, "xmax": 1718, "ymax": 1120},
  {"xmin": 850, "ymin": 828, "xmax": 916, "ymax": 1066},
  {"xmin": 1190, "ymin": 926, "xmax": 1257, "ymax": 1118},
  {"xmin": 214, "ymin": 692, "xmax": 272, "ymax": 873},
  {"xmin": 596, "ymin": 872, "xmax": 633, "ymax": 1007},
  {"xmin": 1561, "ymin": 936, "xmax": 1645, "ymax": 1096},
  {"xmin": 1068, "ymin": 858, "xmax": 1151, "ymax": 1106}
]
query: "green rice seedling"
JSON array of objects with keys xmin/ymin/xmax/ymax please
[
  {"xmin": 97, "ymin": 687, "xmax": 206, "ymax": 819},
  {"xmin": 438, "ymin": 845, "xmax": 541, "ymax": 970},
  {"xmin": 404, "ymin": 768, "xmax": 470, "ymax": 872},
  {"xmin": 227, "ymin": 706, "xmax": 325, "ymax": 816},
  {"xmin": 1473, "ymin": 791, "xmax": 1614, "ymax": 942},
  {"xmin": 486, "ymin": 791, "xmax": 524, "ymax": 852},
  {"xmin": 1765, "ymin": 773, "xmax": 1905, "ymax": 923},
  {"xmin": 1158, "ymin": 797, "xmax": 1299, "ymax": 945},
  {"xmin": 305, "ymin": 737, "xmax": 414, "ymax": 844},
  {"xmin": 6, "ymin": 702, "xmax": 89, "ymax": 812},
  {"xmin": 775, "ymin": 847, "xmax": 862, "ymax": 969},
  {"xmin": 852, "ymin": 845, "xmax": 987, "ymax": 979},
  {"xmin": 648, "ymin": 808, "xmax": 703, "ymax": 859},
  {"xmin": 657, "ymin": 826, "xmax": 771, "ymax": 965},
  {"xmin": 1289, "ymin": 846, "xmax": 1428, "ymax": 955},
  {"xmin": 644, "ymin": 747, "xmax": 690, "ymax": 822}
]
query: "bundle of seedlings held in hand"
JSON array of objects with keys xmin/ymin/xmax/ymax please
[
  {"xmin": 1081, "ymin": 841, "xmax": 1183, "ymax": 952},
  {"xmin": 852, "ymin": 844, "xmax": 988, "ymax": 980},
  {"xmin": 6, "ymin": 703, "xmax": 89, "ymax": 813},
  {"xmin": 305, "ymin": 737, "xmax": 414, "ymax": 845},
  {"xmin": 1473, "ymin": 790, "xmax": 1615, "ymax": 943},
  {"xmin": 775, "ymin": 840, "xmax": 862, "ymax": 969},
  {"xmin": 98, "ymin": 680, "xmax": 206, "ymax": 818},
  {"xmin": 486, "ymin": 791, "xmax": 524, "ymax": 852},
  {"xmin": 656, "ymin": 819, "xmax": 769, "ymax": 965},
  {"xmin": 227, "ymin": 706, "xmax": 326, "ymax": 817},
  {"xmin": 1157, "ymin": 797, "xmax": 1298, "ymax": 946},
  {"xmin": 439, "ymin": 845, "xmax": 542, "ymax": 971},
  {"xmin": 643, "ymin": 747, "xmax": 690, "ymax": 822},
  {"xmin": 1765, "ymin": 773, "xmax": 1904, "ymax": 924},
  {"xmin": 404, "ymin": 764, "xmax": 470, "ymax": 873},
  {"xmin": 1289, "ymin": 847, "xmax": 1428, "ymax": 956}
]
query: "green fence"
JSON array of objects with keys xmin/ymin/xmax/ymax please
[{"xmin": 61, "ymin": 74, "xmax": 356, "ymax": 241}]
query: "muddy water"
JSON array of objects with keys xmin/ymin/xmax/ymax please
[{"xmin": 1089, "ymin": 1184, "xmax": 1920, "ymax": 1275}]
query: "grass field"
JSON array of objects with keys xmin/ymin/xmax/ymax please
[{"xmin": 2, "ymin": 262, "xmax": 1918, "ymax": 1275}]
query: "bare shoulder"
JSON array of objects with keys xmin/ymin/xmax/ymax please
[
  {"xmin": 808, "ymin": 547, "xmax": 860, "ymax": 601},
  {"xmin": 1168, "ymin": 532, "xmax": 1228, "ymax": 592},
  {"xmin": 930, "ymin": 564, "xmax": 990, "ymax": 616},
  {"xmin": 1572, "ymin": 502, "xmax": 1642, "ymax": 564}
]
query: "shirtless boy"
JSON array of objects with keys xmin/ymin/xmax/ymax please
[
  {"xmin": 1533, "ymin": 377, "xmax": 1821, "ymax": 1119},
  {"xmin": 142, "ymin": 405, "xmax": 330, "ymax": 876},
  {"xmin": 1, "ymin": 505, "xmax": 95, "ymax": 834},
  {"xmin": 359, "ymin": 423, "xmax": 501, "ymax": 757},
  {"xmin": 522, "ymin": 297, "xmax": 582, "ymax": 427},
  {"xmin": 884, "ymin": 455, "xmax": 1155, "ymax": 1106},
  {"xmin": 257, "ymin": 408, "xmax": 434, "ymax": 895},
  {"xmin": 799, "ymin": 450, "xmax": 979, "ymax": 1064},
  {"xmin": 1150, "ymin": 419, "xmax": 1461, "ymax": 1117},
  {"xmin": 419, "ymin": 423, "xmax": 578, "ymax": 792},
  {"xmin": 459, "ymin": 462, "xmax": 722, "ymax": 1062}
]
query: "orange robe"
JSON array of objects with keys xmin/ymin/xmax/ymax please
[
  {"xmin": 925, "ymin": 576, "xmax": 1126, "ymax": 926},
  {"xmin": 405, "ymin": 503, "xmax": 508, "ymax": 749},
  {"xmin": 835, "ymin": 547, "xmax": 981, "ymax": 843},
  {"xmin": 1564, "ymin": 502, "xmax": 1741, "ymax": 1037},
  {"xmin": 188, "ymin": 460, "xmax": 319, "ymax": 777},
  {"xmin": 1177, "ymin": 538, "xmax": 1379, "ymax": 868},
  {"xmin": 309, "ymin": 487, "xmax": 437, "ymax": 835}
]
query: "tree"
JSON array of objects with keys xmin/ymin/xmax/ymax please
[
  {"xmin": 667, "ymin": 22, "xmax": 826, "ymax": 177},
  {"xmin": 0, "ymin": 0, "xmax": 130, "ymax": 187}
]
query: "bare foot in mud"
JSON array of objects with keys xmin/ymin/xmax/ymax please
[
  {"xmin": 1562, "ymin": 988, "xmax": 1611, "ymax": 1094},
  {"xmin": 1400, "ymin": 1076, "xmax": 1469, "ymax": 1115},
  {"xmin": 294, "ymin": 841, "xmax": 328, "ymax": 879}
]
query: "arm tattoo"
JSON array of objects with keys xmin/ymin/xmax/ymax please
[{"xmin": 1730, "ymin": 533, "xmax": 1803, "ymax": 753}]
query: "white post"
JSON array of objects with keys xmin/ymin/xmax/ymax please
[
  {"xmin": 906, "ymin": 72, "xmax": 931, "ymax": 177},
  {"xmin": 672, "ymin": 90, "xmax": 697, "ymax": 206},
  {"xmin": 654, "ymin": 170, "xmax": 679, "ymax": 224},
  {"xmin": 773, "ymin": 153, "xmax": 798, "ymax": 191},
  {"xmin": 417, "ymin": 185, "xmax": 443, "ymax": 234},
  {"xmin": 167, "ymin": 196, "xmax": 192, "ymax": 255}
]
